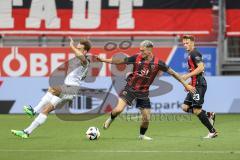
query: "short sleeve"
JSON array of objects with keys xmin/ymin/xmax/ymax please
[
  {"xmin": 124, "ymin": 54, "xmax": 138, "ymax": 64},
  {"xmin": 191, "ymin": 51, "xmax": 203, "ymax": 64},
  {"xmin": 158, "ymin": 60, "xmax": 169, "ymax": 72}
]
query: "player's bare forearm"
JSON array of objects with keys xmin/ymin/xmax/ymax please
[
  {"xmin": 185, "ymin": 63, "xmax": 204, "ymax": 79},
  {"xmin": 97, "ymin": 57, "xmax": 124, "ymax": 64},
  {"xmin": 99, "ymin": 58, "xmax": 113, "ymax": 63},
  {"xmin": 70, "ymin": 45, "xmax": 85, "ymax": 59},
  {"xmin": 69, "ymin": 37, "xmax": 87, "ymax": 64},
  {"xmin": 167, "ymin": 68, "xmax": 196, "ymax": 93},
  {"xmin": 167, "ymin": 68, "xmax": 188, "ymax": 87}
]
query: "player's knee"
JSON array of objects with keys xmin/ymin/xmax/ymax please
[
  {"xmin": 142, "ymin": 117, "xmax": 150, "ymax": 124},
  {"xmin": 114, "ymin": 107, "xmax": 124, "ymax": 115},
  {"xmin": 50, "ymin": 95, "xmax": 64, "ymax": 108},
  {"xmin": 181, "ymin": 104, "xmax": 189, "ymax": 112},
  {"xmin": 141, "ymin": 120, "xmax": 149, "ymax": 128},
  {"xmin": 48, "ymin": 87, "xmax": 61, "ymax": 96},
  {"xmin": 113, "ymin": 101, "xmax": 126, "ymax": 114},
  {"xmin": 41, "ymin": 105, "xmax": 54, "ymax": 115},
  {"xmin": 193, "ymin": 108, "xmax": 202, "ymax": 115},
  {"xmin": 48, "ymin": 87, "xmax": 54, "ymax": 93},
  {"xmin": 142, "ymin": 113, "xmax": 150, "ymax": 123}
]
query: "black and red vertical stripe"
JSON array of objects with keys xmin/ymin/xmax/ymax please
[
  {"xmin": 187, "ymin": 55, "xmax": 197, "ymax": 87},
  {"xmin": 127, "ymin": 55, "xmax": 162, "ymax": 93}
]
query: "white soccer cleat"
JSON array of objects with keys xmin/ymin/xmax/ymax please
[
  {"xmin": 139, "ymin": 135, "xmax": 153, "ymax": 140},
  {"xmin": 203, "ymin": 132, "xmax": 218, "ymax": 139},
  {"xmin": 208, "ymin": 112, "xmax": 216, "ymax": 126},
  {"xmin": 103, "ymin": 117, "xmax": 113, "ymax": 130}
]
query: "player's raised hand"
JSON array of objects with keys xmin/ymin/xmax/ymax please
[{"xmin": 69, "ymin": 36, "xmax": 74, "ymax": 47}]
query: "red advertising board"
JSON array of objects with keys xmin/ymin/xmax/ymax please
[
  {"xmin": 0, "ymin": 0, "xmax": 213, "ymax": 36},
  {"xmin": 0, "ymin": 47, "xmax": 173, "ymax": 77}
]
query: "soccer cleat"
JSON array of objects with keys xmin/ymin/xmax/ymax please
[
  {"xmin": 103, "ymin": 117, "xmax": 114, "ymax": 130},
  {"xmin": 139, "ymin": 135, "xmax": 153, "ymax": 140},
  {"xmin": 203, "ymin": 131, "xmax": 218, "ymax": 139},
  {"xmin": 23, "ymin": 105, "xmax": 36, "ymax": 118},
  {"xmin": 11, "ymin": 130, "xmax": 29, "ymax": 139},
  {"xmin": 208, "ymin": 112, "xmax": 216, "ymax": 126}
]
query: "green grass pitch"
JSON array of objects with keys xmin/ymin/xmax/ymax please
[{"xmin": 0, "ymin": 114, "xmax": 240, "ymax": 160}]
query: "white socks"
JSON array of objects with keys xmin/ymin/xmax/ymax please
[
  {"xmin": 24, "ymin": 113, "xmax": 47, "ymax": 134},
  {"xmin": 34, "ymin": 92, "xmax": 53, "ymax": 113}
]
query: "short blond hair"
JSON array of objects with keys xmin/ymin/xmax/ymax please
[{"xmin": 140, "ymin": 40, "xmax": 154, "ymax": 48}]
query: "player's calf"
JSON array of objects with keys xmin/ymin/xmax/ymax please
[
  {"xmin": 103, "ymin": 98, "xmax": 127, "ymax": 130},
  {"xmin": 41, "ymin": 104, "xmax": 55, "ymax": 115},
  {"xmin": 181, "ymin": 104, "xmax": 193, "ymax": 113},
  {"xmin": 103, "ymin": 112, "xmax": 117, "ymax": 130},
  {"xmin": 196, "ymin": 109, "xmax": 217, "ymax": 137},
  {"xmin": 207, "ymin": 112, "xmax": 216, "ymax": 126}
]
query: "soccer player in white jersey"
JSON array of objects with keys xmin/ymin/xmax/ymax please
[{"xmin": 11, "ymin": 37, "xmax": 92, "ymax": 138}]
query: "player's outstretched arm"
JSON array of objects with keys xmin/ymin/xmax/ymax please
[
  {"xmin": 69, "ymin": 37, "xmax": 87, "ymax": 65},
  {"xmin": 167, "ymin": 67, "xmax": 196, "ymax": 94},
  {"xmin": 96, "ymin": 56, "xmax": 125, "ymax": 64},
  {"xmin": 182, "ymin": 62, "xmax": 204, "ymax": 80}
]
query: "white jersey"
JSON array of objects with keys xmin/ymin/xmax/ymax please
[{"xmin": 64, "ymin": 57, "xmax": 90, "ymax": 86}]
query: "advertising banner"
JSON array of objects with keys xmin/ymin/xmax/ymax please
[
  {"xmin": 0, "ymin": 77, "xmax": 239, "ymax": 114},
  {"xmin": 0, "ymin": 0, "xmax": 212, "ymax": 36},
  {"xmin": 0, "ymin": 46, "xmax": 221, "ymax": 114},
  {"xmin": 0, "ymin": 46, "xmax": 216, "ymax": 77}
]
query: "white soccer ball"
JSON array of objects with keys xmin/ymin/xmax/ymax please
[{"xmin": 86, "ymin": 127, "xmax": 100, "ymax": 140}]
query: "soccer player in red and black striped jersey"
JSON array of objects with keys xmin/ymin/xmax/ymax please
[
  {"xmin": 97, "ymin": 40, "xmax": 195, "ymax": 140},
  {"xmin": 181, "ymin": 35, "xmax": 218, "ymax": 138}
]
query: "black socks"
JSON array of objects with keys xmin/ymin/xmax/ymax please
[
  {"xmin": 197, "ymin": 110, "xmax": 216, "ymax": 133},
  {"xmin": 140, "ymin": 127, "xmax": 148, "ymax": 135},
  {"xmin": 110, "ymin": 112, "xmax": 117, "ymax": 120}
]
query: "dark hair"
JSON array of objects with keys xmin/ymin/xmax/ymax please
[
  {"xmin": 79, "ymin": 39, "xmax": 92, "ymax": 52},
  {"xmin": 182, "ymin": 35, "xmax": 195, "ymax": 42}
]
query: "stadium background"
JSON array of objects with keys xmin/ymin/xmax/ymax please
[
  {"xmin": 0, "ymin": 0, "xmax": 239, "ymax": 114},
  {"xmin": 1, "ymin": 1, "xmax": 240, "ymax": 160}
]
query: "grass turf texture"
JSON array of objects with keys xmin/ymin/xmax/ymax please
[{"xmin": 0, "ymin": 114, "xmax": 240, "ymax": 160}]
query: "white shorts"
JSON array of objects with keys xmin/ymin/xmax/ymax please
[
  {"xmin": 64, "ymin": 76, "xmax": 82, "ymax": 87},
  {"xmin": 50, "ymin": 94, "xmax": 74, "ymax": 108},
  {"xmin": 60, "ymin": 85, "xmax": 80, "ymax": 96}
]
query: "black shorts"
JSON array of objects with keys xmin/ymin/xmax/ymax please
[
  {"xmin": 119, "ymin": 85, "xmax": 151, "ymax": 109},
  {"xmin": 184, "ymin": 85, "xmax": 207, "ymax": 108}
]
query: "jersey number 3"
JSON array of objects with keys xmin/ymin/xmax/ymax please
[{"xmin": 193, "ymin": 94, "xmax": 200, "ymax": 101}]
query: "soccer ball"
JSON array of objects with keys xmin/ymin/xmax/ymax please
[{"xmin": 86, "ymin": 127, "xmax": 100, "ymax": 140}]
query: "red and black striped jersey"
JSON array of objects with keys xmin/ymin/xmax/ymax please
[
  {"xmin": 187, "ymin": 49, "xmax": 206, "ymax": 87},
  {"xmin": 124, "ymin": 54, "xmax": 169, "ymax": 93}
]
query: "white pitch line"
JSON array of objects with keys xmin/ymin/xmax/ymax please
[{"xmin": 0, "ymin": 149, "xmax": 239, "ymax": 154}]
